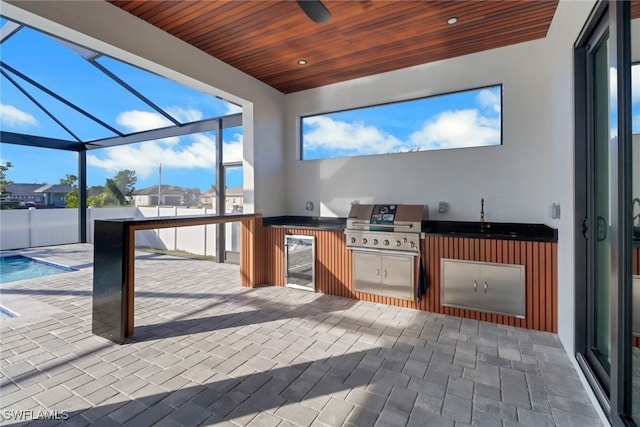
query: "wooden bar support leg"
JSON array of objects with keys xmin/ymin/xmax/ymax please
[{"xmin": 240, "ymin": 215, "xmax": 262, "ymax": 288}]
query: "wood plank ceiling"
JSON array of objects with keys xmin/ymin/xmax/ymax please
[{"xmin": 109, "ymin": 0, "xmax": 559, "ymax": 94}]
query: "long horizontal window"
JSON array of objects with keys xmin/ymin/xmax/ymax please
[{"xmin": 301, "ymin": 85, "xmax": 502, "ymax": 160}]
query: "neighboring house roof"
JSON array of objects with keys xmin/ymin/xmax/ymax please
[
  {"xmin": 34, "ymin": 184, "xmax": 73, "ymax": 193},
  {"xmin": 4, "ymin": 183, "xmax": 72, "ymax": 196},
  {"xmin": 226, "ymin": 186, "xmax": 243, "ymax": 197},
  {"xmin": 199, "ymin": 187, "xmax": 242, "ymax": 198},
  {"xmin": 132, "ymin": 185, "xmax": 195, "ymax": 196}
]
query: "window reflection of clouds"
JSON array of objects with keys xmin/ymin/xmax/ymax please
[{"xmin": 301, "ymin": 86, "xmax": 502, "ymax": 160}]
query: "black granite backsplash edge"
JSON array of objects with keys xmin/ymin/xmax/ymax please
[
  {"xmin": 422, "ymin": 220, "xmax": 558, "ymax": 242},
  {"xmin": 262, "ymin": 216, "xmax": 347, "ymax": 230},
  {"xmin": 262, "ymin": 216, "xmax": 558, "ymax": 242}
]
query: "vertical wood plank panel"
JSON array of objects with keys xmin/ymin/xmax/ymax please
[
  {"xmin": 538, "ymin": 242, "xmax": 546, "ymax": 331},
  {"xmin": 544, "ymin": 243, "xmax": 552, "ymax": 331},
  {"xmin": 257, "ymin": 227, "xmax": 556, "ymax": 333}
]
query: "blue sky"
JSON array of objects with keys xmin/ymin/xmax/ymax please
[{"xmin": 0, "ymin": 17, "xmax": 243, "ymax": 192}]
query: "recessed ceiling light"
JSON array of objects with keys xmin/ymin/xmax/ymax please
[
  {"xmin": 298, "ymin": 59, "xmax": 308, "ymax": 65},
  {"xmin": 447, "ymin": 17, "xmax": 459, "ymax": 25}
]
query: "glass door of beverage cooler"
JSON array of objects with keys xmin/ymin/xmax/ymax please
[{"xmin": 284, "ymin": 235, "xmax": 315, "ymax": 292}]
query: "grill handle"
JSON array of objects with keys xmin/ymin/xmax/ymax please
[{"xmin": 349, "ymin": 221, "xmax": 414, "ymax": 229}]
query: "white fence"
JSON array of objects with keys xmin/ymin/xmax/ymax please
[{"xmin": 0, "ymin": 207, "xmax": 240, "ymax": 258}]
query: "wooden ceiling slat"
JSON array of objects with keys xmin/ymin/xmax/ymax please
[
  {"xmin": 632, "ymin": 0, "xmax": 640, "ymax": 19},
  {"xmin": 259, "ymin": 24, "xmax": 552, "ymax": 90},
  {"xmin": 138, "ymin": 2, "xmax": 204, "ymax": 27},
  {"xmin": 111, "ymin": 1, "xmax": 175, "ymax": 20},
  {"xmin": 164, "ymin": 3, "xmax": 249, "ymax": 40},
  {"xmin": 210, "ymin": 6, "xmax": 552, "ymax": 66},
  {"xmin": 108, "ymin": 0, "xmax": 559, "ymax": 93},
  {"xmin": 207, "ymin": 3, "xmax": 554, "ymax": 68},
  {"xmin": 181, "ymin": 3, "xmax": 296, "ymax": 47},
  {"xmin": 226, "ymin": 13, "xmax": 553, "ymax": 74}
]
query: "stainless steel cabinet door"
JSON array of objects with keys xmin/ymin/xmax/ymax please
[
  {"xmin": 380, "ymin": 254, "xmax": 414, "ymax": 300},
  {"xmin": 353, "ymin": 251, "xmax": 382, "ymax": 295},
  {"xmin": 441, "ymin": 259, "xmax": 481, "ymax": 310},
  {"xmin": 480, "ymin": 263, "xmax": 525, "ymax": 318},
  {"xmin": 441, "ymin": 258, "xmax": 525, "ymax": 318}
]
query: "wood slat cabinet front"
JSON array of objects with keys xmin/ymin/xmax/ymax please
[
  {"xmin": 633, "ymin": 247, "xmax": 640, "ymax": 347},
  {"xmin": 420, "ymin": 236, "xmax": 557, "ymax": 332},
  {"xmin": 257, "ymin": 226, "xmax": 558, "ymax": 332}
]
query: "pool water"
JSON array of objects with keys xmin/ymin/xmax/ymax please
[{"xmin": 0, "ymin": 255, "xmax": 76, "ymax": 284}]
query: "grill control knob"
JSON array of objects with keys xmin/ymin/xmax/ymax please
[
  {"xmin": 396, "ymin": 240, "xmax": 402, "ymax": 247},
  {"xmin": 362, "ymin": 238, "xmax": 368, "ymax": 244},
  {"xmin": 383, "ymin": 240, "xmax": 390, "ymax": 246},
  {"xmin": 373, "ymin": 239, "xmax": 379, "ymax": 245},
  {"xmin": 403, "ymin": 237, "xmax": 408, "ymax": 243},
  {"xmin": 350, "ymin": 237, "xmax": 356, "ymax": 244},
  {"xmin": 410, "ymin": 241, "xmax": 416, "ymax": 249}
]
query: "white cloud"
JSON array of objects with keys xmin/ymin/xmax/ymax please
[
  {"xmin": 115, "ymin": 110, "xmax": 181, "ymax": 145},
  {"xmin": 116, "ymin": 110, "xmax": 173, "ymax": 132},
  {"xmin": 225, "ymin": 103, "xmax": 243, "ymax": 115},
  {"xmin": 408, "ymin": 109, "xmax": 500, "ymax": 150},
  {"xmin": 88, "ymin": 107, "xmax": 246, "ymax": 181},
  {"xmin": 304, "ymin": 108, "xmax": 500, "ymax": 156},
  {"xmin": 223, "ymin": 132, "xmax": 243, "ymax": 163},
  {"xmin": 166, "ymin": 107, "xmax": 203, "ymax": 123},
  {"xmin": 477, "ymin": 88, "xmax": 501, "ymax": 113},
  {"xmin": 633, "ymin": 64, "xmax": 640, "ymax": 104},
  {"xmin": 304, "ymin": 116, "xmax": 402, "ymax": 156},
  {"xmin": 87, "ymin": 134, "xmax": 217, "ymax": 180},
  {"xmin": 0, "ymin": 104, "xmax": 38, "ymax": 129}
]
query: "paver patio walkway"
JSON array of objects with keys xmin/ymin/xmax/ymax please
[{"xmin": 0, "ymin": 244, "xmax": 604, "ymax": 426}]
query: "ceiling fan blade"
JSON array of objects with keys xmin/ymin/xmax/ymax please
[{"xmin": 296, "ymin": 0, "xmax": 331, "ymax": 24}]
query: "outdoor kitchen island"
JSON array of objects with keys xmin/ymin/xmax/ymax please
[
  {"xmin": 92, "ymin": 213, "xmax": 260, "ymax": 344},
  {"xmin": 259, "ymin": 215, "xmax": 558, "ymax": 333}
]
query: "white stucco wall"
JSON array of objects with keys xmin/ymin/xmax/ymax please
[{"xmin": 1, "ymin": 0, "xmax": 287, "ymax": 217}]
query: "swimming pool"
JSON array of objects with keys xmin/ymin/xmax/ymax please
[{"xmin": 0, "ymin": 255, "xmax": 76, "ymax": 284}]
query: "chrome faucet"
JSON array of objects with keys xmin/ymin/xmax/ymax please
[{"xmin": 633, "ymin": 197, "xmax": 640, "ymax": 226}]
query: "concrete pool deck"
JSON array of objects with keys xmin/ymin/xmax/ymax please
[{"xmin": 0, "ymin": 244, "xmax": 604, "ymax": 426}]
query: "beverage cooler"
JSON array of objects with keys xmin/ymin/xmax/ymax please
[{"xmin": 284, "ymin": 235, "xmax": 315, "ymax": 292}]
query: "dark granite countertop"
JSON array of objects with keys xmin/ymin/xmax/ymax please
[
  {"xmin": 262, "ymin": 216, "xmax": 558, "ymax": 242},
  {"xmin": 422, "ymin": 220, "xmax": 558, "ymax": 242},
  {"xmin": 262, "ymin": 216, "xmax": 347, "ymax": 231}
]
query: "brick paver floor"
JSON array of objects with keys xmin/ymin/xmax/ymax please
[{"xmin": 0, "ymin": 244, "xmax": 604, "ymax": 426}]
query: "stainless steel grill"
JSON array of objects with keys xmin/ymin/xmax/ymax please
[
  {"xmin": 345, "ymin": 204, "xmax": 427, "ymax": 301},
  {"xmin": 345, "ymin": 204, "xmax": 425, "ymax": 254}
]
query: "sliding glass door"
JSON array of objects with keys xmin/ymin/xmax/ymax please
[
  {"xmin": 576, "ymin": 1, "xmax": 636, "ymax": 424},
  {"xmin": 584, "ymin": 16, "xmax": 613, "ymax": 395}
]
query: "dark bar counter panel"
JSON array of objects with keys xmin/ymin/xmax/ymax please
[{"xmin": 92, "ymin": 220, "xmax": 128, "ymax": 344}]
